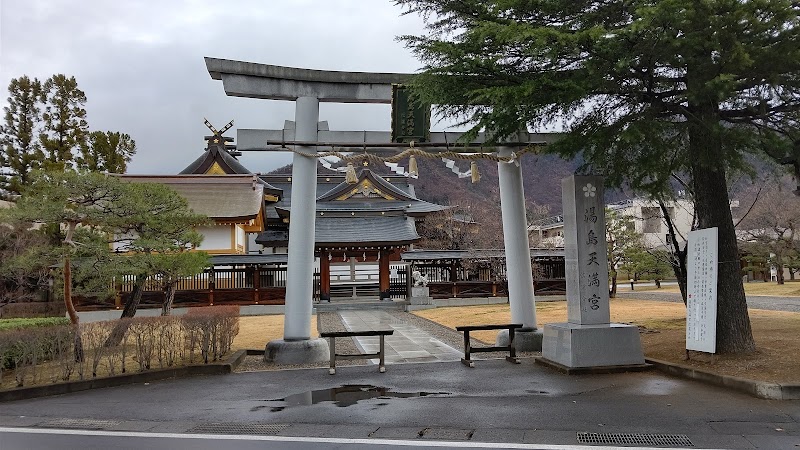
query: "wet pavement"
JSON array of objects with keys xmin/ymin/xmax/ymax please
[
  {"xmin": 338, "ymin": 310, "xmax": 463, "ymax": 364},
  {"xmin": 1, "ymin": 358, "xmax": 798, "ymax": 449}
]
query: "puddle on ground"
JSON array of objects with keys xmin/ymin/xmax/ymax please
[
  {"xmin": 265, "ymin": 385, "xmax": 450, "ymax": 411},
  {"xmin": 526, "ymin": 390, "xmax": 550, "ymax": 395}
]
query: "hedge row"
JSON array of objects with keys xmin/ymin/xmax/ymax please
[
  {"xmin": 0, "ymin": 306, "xmax": 239, "ymax": 389},
  {"xmin": 0, "ymin": 317, "xmax": 70, "ymax": 332}
]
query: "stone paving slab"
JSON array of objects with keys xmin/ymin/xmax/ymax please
[{"xmin": 338, "ymin": 310, "xmax": 462, "ymax": 364}]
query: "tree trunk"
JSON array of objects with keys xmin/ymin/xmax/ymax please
[
  {"xmin": 63, "ymin": 255, "xmax": 84, "ymax": 362},
  {"xmin": 609, "ymin": 270, "xmax": 617, "ymax": 298},
  {"xmin": 119, "ymin": 274, "xmax": 146, "ymax": 319},
  {"xmin": 689, "ymin": 124, "xmax": 755, "ymax": 354},
  {"xmin": 161, "ymin": 281, "xmax": 176, "ymax": 316},
  {"xmin": 660, "ymin": 200, "xmax": 688, "ymax": 304},
  {"xmin": 777, "ymin": 264, "xmax": 785, "ymax": 285},
  {"xmin": 63, "ymin": 255, "xmax": 79, "ymax": 325},
  {"xmin": 104, "ymin": 274, "xmax": 146, "ymax": 347}
]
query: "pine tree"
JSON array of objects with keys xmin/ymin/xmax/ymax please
[
  {"xmin": 78, "ymin": 131, "xmax": 137, "ymax": 173},
  {"xmin": 398, "ymin": 0, "xmax": 800, "ymax": 353},
  {"xmin": 0, "ymin": 76, "xmax": 44, "ymax": 196},
  {"xmin": 40, "ymin": 74, "xmax": 88, "ymax": 171}
]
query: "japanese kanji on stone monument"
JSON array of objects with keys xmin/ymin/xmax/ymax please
[{"xmin": 540, "ymin": 175, "xmax": 645, "ymax": 370}]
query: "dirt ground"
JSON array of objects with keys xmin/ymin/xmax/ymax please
[
  {"xmin": 414, "ymin": 298, "xmax": 800, "ymax": 384},
  {"xmin": 231, "ymin": 315, "xmax": 318, "ymax": 351}
]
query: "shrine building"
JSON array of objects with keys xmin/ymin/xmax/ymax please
[{"xmin": 73, "ymin": 124, "xmax": 565, "ymax": 314}]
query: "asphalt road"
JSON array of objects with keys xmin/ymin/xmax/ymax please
[
  {"xmin": 0, "ymin": 427, "xmax": 707, "ymax": 450},
  {"xmin": 1, "ymin": 359, "xmax": 798, "ymax": 449},
  {"xmin": 616, "ymin": 290, "xmax": 800, "ymax": 312}
]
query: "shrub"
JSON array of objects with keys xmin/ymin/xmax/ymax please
[
  {"xmin": 183, "ymin": 306, "xmax": 240, "ymax": 363},
  {"xmin": 0, "ymin": 317, "xmax": 70, "ymax": 331},
  {"xmin": 1, "ymin": 306, "xmax": 240, "ymax": 389}
]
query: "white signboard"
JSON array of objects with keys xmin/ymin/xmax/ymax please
[{"xmin": 686, "ymin": 227, "xmax": 718, "ymax": 353}]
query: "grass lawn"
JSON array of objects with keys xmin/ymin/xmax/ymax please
[
  {"xmin": 232, "ymin": 315, "xmax": 318, "ymax": 351},
  {"xmin": 414, "ymin": 299, "xmax": 800, "ymax": 384},
  {"xmin": 630, "ymin": 280, "xmax": 800, "ymax": 297}
]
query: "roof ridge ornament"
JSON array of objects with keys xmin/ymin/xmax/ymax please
[{"xmin": 203, "ymin": 118, "xmax": 240, "ymax": 157}]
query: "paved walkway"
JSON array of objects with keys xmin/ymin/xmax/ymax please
[{"xmin": 338, "ymin": 310, "xmax": 463, "ymax": 364}]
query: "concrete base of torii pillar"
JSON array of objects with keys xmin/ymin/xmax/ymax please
[
  {"xmin": 495, "ymin": 328, "xmax": 543, "ymax": 352},
  {"xmin": 265, "ymin": 339, "xmax": 329, "ymax": 365}
]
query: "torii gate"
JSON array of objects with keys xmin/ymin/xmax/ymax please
[{"xmin": 206, "ymin": 57, "xmax": 559, "ymax": 363}]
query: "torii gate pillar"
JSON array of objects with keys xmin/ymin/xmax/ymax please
[
  {"xmin": 495, "ymin": 147, "xmax": 542, "ymax": 350},
  {"xmin": 264, "ymin": 96, "xmax": 330, "ymax": 363}
]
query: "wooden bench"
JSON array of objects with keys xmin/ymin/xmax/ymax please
[
  {"xmin": 455, "ymin": 323, "xmax": 524, "ymax": 367},
  {"xmin": 319, "ymin": 329, "xmax": 394, "ymax": 375}
]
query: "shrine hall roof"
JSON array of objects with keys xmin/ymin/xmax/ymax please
[
  {"xmin": 256, "ymin": 215, "xmax": 419, "ymax": 247},
  {"xmin": 180, "ymin": 146, "xmax": 253, "ymax": 175},
  {"xmin": 118, "ymin": 174, "xmax": 266, "ymax": 222},
  {"xmin": 259, "ymin": 169, "xmax": 446, "ymax": 220}
]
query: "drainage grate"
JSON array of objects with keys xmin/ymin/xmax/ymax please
[
  {"xmin": 42, "ymin": 418, "xmax": 122, "ymax": 429},
  {"xmin": 188, "ymin": 423, "xmax": 290, "ymax": 435},
  {"xmin": 577, "ymin": 432, "xmax": 694, "ymax": 447}
]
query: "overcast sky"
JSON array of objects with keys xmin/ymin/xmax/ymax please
[{"xmin": 0, "ymin": 1, "xmax": 439, "ymax": 174}]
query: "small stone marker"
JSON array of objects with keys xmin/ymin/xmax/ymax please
[{"xmin": 541, "ymin": 175, "xmax": 645, "ymax": 370}]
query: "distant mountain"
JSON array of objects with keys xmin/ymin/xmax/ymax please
[
  {"xmin": 269, "ymin": 152, "xmax": 581, "ymax": 214},
  {"xmin": 267, "ymin": 151, "xmax": 783, "ymax": 216}
]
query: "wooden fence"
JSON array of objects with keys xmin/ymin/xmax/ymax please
[{"xmin": 73, "ymin": 261, "xmax": 565, "ymax": 311}]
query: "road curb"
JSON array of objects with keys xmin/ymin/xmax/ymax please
[
  {"xmin": 646, "ymin": 357, "xmax": 800, "ymax": 400},
  {"xmin": 0, "ymin": 350, "xmax": 247, "ymax": 403}
]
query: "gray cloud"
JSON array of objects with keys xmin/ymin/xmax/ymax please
[{"xmin": 0, "ymin": 1, "xmax": 431, "ymax": 174}]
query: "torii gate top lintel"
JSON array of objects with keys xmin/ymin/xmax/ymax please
[{"xmin": 205, "ymin": 57, "xmax": 411, "ymax": 104}]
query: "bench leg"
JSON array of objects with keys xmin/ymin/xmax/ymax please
[
  {"xmin": 506, "ymin": 327, "xmax": 520, "ymax": 364},
  {"xmin": 460, "ymin": 330, "xmax": 474, "ymax": 368},
  {"xmin": 328, "ymin": 337, "xmax": 336, "ymax": 375},
  {"xmin": 379, "ymin": 335, "xmax": 386, "ymax": 373}
]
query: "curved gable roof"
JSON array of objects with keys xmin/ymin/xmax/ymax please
[
  {"xmin": 316, "ymin": 169, "xmax": 417, "ymax": 202},
  {"xmin": 180, "ymin": 146, "xmax": 253, "ymax": 175}
]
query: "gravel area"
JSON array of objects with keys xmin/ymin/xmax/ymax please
[{"xmin": 234, "ymin": 312, "xmax": 366, "ymax": 373}]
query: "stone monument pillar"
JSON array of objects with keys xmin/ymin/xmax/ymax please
[
  {"xmin": 540, "ymin": 175, "xmax": 644, "ymax": 371},
  {"xmin": 495, "ymin": 147, "xmax": 542, "ymax": 351},
  {"xmin": 265, "ymin": 96, "xmax": 329, "ymax": 364}
]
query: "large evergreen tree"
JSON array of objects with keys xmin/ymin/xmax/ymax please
[
  {"xmin": 0, "ymin": 76, "xmax": 44, "ymax": 196},
  {"xmin": 40, "ymin": 74, "xmax": 89, "ymax": 171},
  {"xmin": 78, "ymin": 131, "xmax": 137, "ymax": 173},
  {"xmin": 398, "ymin": 0, "xmax": 800, "ymax": 353}
]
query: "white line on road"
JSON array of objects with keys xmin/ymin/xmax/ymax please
[{"xmin": 0, "ymin": 427, "xmax": 726, "ymax": 450}]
